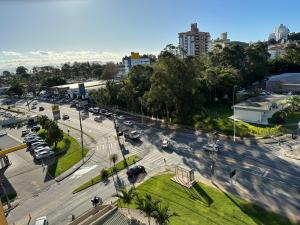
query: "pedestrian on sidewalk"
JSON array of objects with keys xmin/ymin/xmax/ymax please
[{"xmin": 68, "ymin": 129, "xmax": 70, "ymax": 136}]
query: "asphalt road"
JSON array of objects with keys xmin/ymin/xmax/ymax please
[{"xmin": 5, "ymin": 99, "xmax": 300, "ymax": 224}]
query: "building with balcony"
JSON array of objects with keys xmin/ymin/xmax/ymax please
[{"xmin": 178, "ymin": 23, "xmax": 211, "ymax": 57}]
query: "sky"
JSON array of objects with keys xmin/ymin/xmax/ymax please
[{"xmin": 0, "ymin": 0, "xmax": 299, "ymax": 72}]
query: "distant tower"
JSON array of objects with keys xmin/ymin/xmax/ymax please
[
  {"xmin": 269, "ymin": 24, "xmax": 290, "ymax": 41},
  {"xmin": 178, "ymin": 23, "xmax": 211, "ymax": 57}
]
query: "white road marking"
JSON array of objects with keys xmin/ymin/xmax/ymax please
[{"xmin": 69, "ymin": 165, "xmax": 98, "ymax": 179}]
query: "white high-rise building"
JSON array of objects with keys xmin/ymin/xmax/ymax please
[
  {"xmin": 268, "ymin": 24, "xmax": 290, "ymax": 41},
  {"xmin": 178, "ymin": 23, "xmax": 211, "ymax": 57}
]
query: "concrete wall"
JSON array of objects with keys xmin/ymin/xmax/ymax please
[{"xmin": 234, "ymin": 109, "xmax": 263, "ymax": 124}]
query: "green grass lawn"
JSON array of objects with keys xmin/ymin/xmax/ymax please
[
  {"xmin": 38, "ymin": 129, "xmax": 88, "ymax": 177},
  {"xmin": 73, "ymin": 155, "xmax": 140, "ymax": 193},
  {"xmin": 122, "ymin": 174, "xmax": 296, "ymax": 225},
  {"xmin": 194, "ymin": 104, "xmax": 283, "ymax": 137}
]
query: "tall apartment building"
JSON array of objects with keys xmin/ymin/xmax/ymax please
[{"xmin": 178, "ymin": 23, "xmax": 211, "ymax": 57}]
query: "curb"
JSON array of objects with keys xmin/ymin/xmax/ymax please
[{"xmin": 55, "ymin": 149, "xmax": 95, "ymax": 182}]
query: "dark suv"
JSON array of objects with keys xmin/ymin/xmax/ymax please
[{"xmin": 126, "ymin": 165, "xmax": 146, "ymax": 177}]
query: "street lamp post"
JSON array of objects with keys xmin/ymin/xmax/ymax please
[
  {"xmin": 140, "ymin": 98, "xmax": 144, "ymax": 124},
  {"xmin": 233, "ymin": 85, "xmax": 237, "ymax": 142},
  {"xmin": 78, "ymin": 110, "xmax": 84, "ymax": 163}
]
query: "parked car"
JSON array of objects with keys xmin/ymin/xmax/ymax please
[
  {"xmin": 34, "ymin": 146, "xmax": 51, "ymax": 155},
  {"xmin": 22, "ymin": 130, "xmax": 30, "ymax": 136},
  {"xmin": 162, "ymin": 139, "xmax": 169, "ymax": 148},
  {"xmin": 39, "ymin": 106, "xmax": 45, "ymax": 111},
  {"xmin": 25, "ymin": 137, "xmax": 43, "ymax": 144},
  {"xmin": 99, "ymin": 109, "xmax": 108, "ymax": 115},
  {"xmin": 105, "ymin": 112, "xmax": 113, "ymax": 118},
  {"xmin": 94, "ymin": 116, "xmax": 104, "ymax": 122},
  {"xmin": 127, "ymin": 165, "xmax": 146, "ymax": 177},
  {"xmin": 31, "ymin": 125, "xmax": 40, "ymax": 132},
  {"xmin": 62, "ymin": 114, "xmax": 70, "ymax": 120},
  {"xmin": 31, "ymin": 105, "xmax": 37, "ymax": 110},
  {"xmin": 30, "ymin": 142, "xmax": 47, "ymax": 151},
  {"xmin": 35, "ymin": 150, "xmax": 54, "ymax": 160},
  {"xmin": 35, "ymin": 216, "xmax": 48, "ymax": 225},
  {"xmin": 123, "ymin": 120, "xmax": 133, "ymax": 126}
]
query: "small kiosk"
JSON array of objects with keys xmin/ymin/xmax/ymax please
[{"xmin": 171, "ymin": 165, "xmax": 195, "ymax": 188}]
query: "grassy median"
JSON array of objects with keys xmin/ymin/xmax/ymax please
[
  {"xmin": 38, "ymin": 129, "xmax": 88, "ymax": 177},
  {"xmin": 73, "ymin": 155, "xmax": 140, "ymax": 193},
  {"xmin": 122, "ymin": 174, "xmax": 296, "ymax": 225}
]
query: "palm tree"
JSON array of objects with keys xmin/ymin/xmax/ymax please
[
  {"xmin": 136, "ymin": 194, "xmax": 160, "ymax": 225},
  {"xmin": 113, "ymin": 187, "xmax": 137, "ymax": 217},
  {"xmin": 110, "ymin": 153, "xmax": 118, "ymax": 172},
  {"xmin": 153, "ymin": 204, "xmax": 178, "ymax": 225}
]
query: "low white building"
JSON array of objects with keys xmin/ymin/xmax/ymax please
[{"xmin": 233, "ymin": 94, "xmax": 288, "ymax": 125}]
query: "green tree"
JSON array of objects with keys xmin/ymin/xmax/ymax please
[
  {"xmin": 136, "ymin": 194, "xmax": 159, "ymax": 225},
  {"xmin": 110, "ymin": 153, "xmax": 118, "ymax": 168},
  {"xmin": 16, "ymin": 66, "xmax": 28, "ymax": 77},
  {"xmin": 42, "ymin": 76, "xmax": 66, "ymax": 87},
  {"xmin": 152, "ymin": 204, "xmax": 178, "ymax": 225},
  {"xmin": 47, "ymin": 122, "xmax": 64, "ymax": 150},
  {"xmin": 101, "ymin": 62, "xmax": 119, "ymax": 80},
  {"xmin": 38, "ymin": 115, "xmax": 50, "ymax": 129},
  {"xmin": 7, "ymin": 81, "xmax": 24, "ymax": 96},
  {"xmin": 113, "ymin": 187, "xmax": 137, "ymax": 216}
]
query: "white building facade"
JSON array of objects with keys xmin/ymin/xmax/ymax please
[{"xmin": 233, "ymin": 94, "xmax": 288, "ymax": 125}]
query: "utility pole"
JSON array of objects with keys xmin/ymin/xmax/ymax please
[
  {"xmin": 210, "ymin": 148, "xmax": 217, "ymax": 181},
  {"xmin": 140, "ymin": 98, "xmax": 144, "ymax": 124},
  {"xmin": 78, "ymin": 110, "xmax": 84, "ymax": 163}
]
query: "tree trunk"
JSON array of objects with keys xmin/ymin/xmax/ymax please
[{"xmin": 54, "ymin": 141, "xmax": 57, "ymax": 150}]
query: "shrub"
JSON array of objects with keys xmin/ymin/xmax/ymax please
[{"xmin": 100, "ymin": 169, "xmax": 109, "ymax": 180}]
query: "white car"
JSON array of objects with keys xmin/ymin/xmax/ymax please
[
  {"xmin": 34, "ymin": 146, "xmax": 51, "ymax": 155},
  {"xmin": 35, "ymin": 150, "xmax": 54, "ymax": 160},
  {"xmin": 130, "ymin": 130, "xmax": 140, "ymax": 139},
  {"xmin": 123, "ymin": 120, "xmax": 133, "ymax": 126},
  {"xmin": 24, "ymin": 136, "xmax": 39, "ymax": 143},
  {"xmin": 31, "ymin": 142, "xmax": 46, "ymax": 149},
  {"xmin": 162, "ymin": 139, "xmax": 169, "ymax": 148},
  {"xmin": 117, "ymin": 115, "xmax": 125, "ymax": 120},
  {"xmin": 203, "ymin": 143, "xmax": 222, "ymax": 152},
  {"xmin": 35, "ymin": 216, "xmax": 48, "ymax": 225}
]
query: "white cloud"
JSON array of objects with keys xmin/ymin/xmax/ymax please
[
  {"xmin": 0, "ymin": 50, "xmax": 123, "ymax": 71},
  {"xmin": 2, "ymin": 51, "xmax": 23, "ymax": 57}
]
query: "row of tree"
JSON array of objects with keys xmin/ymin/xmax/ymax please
[{"xmin": 115, "ymin": 187, "xmax": 177, "ymax": 225}]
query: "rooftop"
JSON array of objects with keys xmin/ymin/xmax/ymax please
[
  {"xmin": 234, "ymin": 94, "xmax": 287, "ymax": 110},
  {"xmin": 268, "ymin": 73, "xmax": 300, "ymax": 83},
  {"xmin": 54, "ymin": 80, "xmax": 106, "ymax": 90}
]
